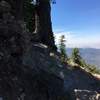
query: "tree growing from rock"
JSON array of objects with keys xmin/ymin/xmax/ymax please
[
  {"xmin": 59, "ymin": 35, "xmax": 68, "ymax": 63},
  {"xmin": 71, "ymin": 48, "xmax": 87, "ymax": 67},
  {"xmin": 71, "ymin": 48, "xmax": 82, "ymax": 65}
]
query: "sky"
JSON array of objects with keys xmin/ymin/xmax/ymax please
[{"xmin": 51, "ymin": 0, "xmax": 100, "ymax": 48}]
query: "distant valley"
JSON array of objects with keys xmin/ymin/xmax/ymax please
[{"xmin": 67, "ymin": 48, "xmax": 100, "ymax": 69}]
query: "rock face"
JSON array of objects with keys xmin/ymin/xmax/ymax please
[
  {"xmin": 0, "ymin": 0, "xmax": 100, "ymax": 100},
  {"xmin": 0, "ymin": 0, "xmax": 63, "ymax": 99},
  {"xmin": 74, "ymin": 89, "xmax": 100, "ymax": 100},
  {"xmin": 0, "ymin": 0, "xmax": 24, "ymax": 20},
  {"xmin": 63, "ymin": 67, "xmax": 100, "ymax": 99}
]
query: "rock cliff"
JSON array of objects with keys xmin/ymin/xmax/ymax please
[
  {"xmin": 0, "ymin": 0, "xmax": 100, "ymax": 100},
  {"xmin": 0, "ymin": 1, "xmax": 63, "ymax": 99}
]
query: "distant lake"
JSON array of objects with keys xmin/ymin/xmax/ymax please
[{"xmin": 67, "ymin": 48, "xmax": 100, "ymax": 69}]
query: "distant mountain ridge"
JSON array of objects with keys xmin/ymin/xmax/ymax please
[{"xmin": 67, "ymin": 48, "xmax": 100, "ymax": 69}]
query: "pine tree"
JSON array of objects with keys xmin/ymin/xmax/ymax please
[
  {"xmin": 71, "ymin": 48, "xmax": 82, "ymax": 65},
  {"xmin": 59, "ymin": 35, "xmax": 68, "ymax": 63}
]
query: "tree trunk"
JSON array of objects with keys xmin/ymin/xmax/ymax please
[
  {"xmin": 35, "ymin": 0, "xmax": 56, "ymax": 50},
  {"xmin": 15, "ymin": 0, "xmax": 24, "ymax": 20}
]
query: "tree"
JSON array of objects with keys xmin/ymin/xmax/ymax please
[
  {"xmin": 23, "ymin": 0, "xmax": 57, "ymax": 50},
  {"xmin": 71, "ymin": 48, "xmax": 82, "ymax": 65},
  {"xmin": 71, "ymin": 48, "xmax": 100, "ymax": 74},
  {"xmin": 23, "ymin": 0, "xmax": 35, "ymax": 32},
  {"xmin": 59, "ymin": 35, "xmax": 68, "ymax": 63},
  {"xmin": 33, "ymin": 0, "xmax": 57, "ymax": 50}
]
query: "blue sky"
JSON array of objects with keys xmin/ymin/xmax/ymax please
[{"xmin": 51, "ymin": 0, "xmax": 100, "ymax": 48}]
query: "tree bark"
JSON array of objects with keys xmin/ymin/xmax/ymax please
[
  {"xmin": 34, "ymin": 0, "xmax": 56, "ymax": 50},
  {"xmin": 15, "ymin": 0, "xmax": 24, "ymax": 20}
]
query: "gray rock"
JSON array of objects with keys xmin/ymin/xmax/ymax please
[
  {"xmin": 0, "ymin": 1, "xmax": 64, "ymax": 100},
  {"xmin": 74, "ymin": 89, "xmax": 100, "ymax": 100}
]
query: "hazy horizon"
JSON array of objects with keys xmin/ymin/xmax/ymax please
[
  {"xmin": 54, "ymin": 32, "xmax": 100, "ymax": 49},
  {"xmin": 51, "ymin": 0, "xmax": 100, "ymax": 49},
  {"xmin": 66, "ymin": 48, "xmax": 100, "ymax": 68}
]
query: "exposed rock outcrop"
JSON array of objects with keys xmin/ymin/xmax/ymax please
[
  {"xmin": 74, "ymin": 89, "xmax": 100, "ymax": 100},
  {"xmin": 0, "ymin": 0, "xmax": 100, "ymax": 100},
  {"xmin": 0, "ymin": 1, "xmax": 63, "ymax": 99}
]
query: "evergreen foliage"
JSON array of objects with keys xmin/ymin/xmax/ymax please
[
  {"xmin": 85, "ymin": 64, "xmax": 100, "ymax": 74},
  {"xmin": 71, "ymin": 48, "xmax": 100, "ymax": 74},
  {"xmin": 59, "ymin": 35, "xmax": 68, "ymax": 63},
  {"xmin": 71, "ymin": 48, "xmax": 82, "ymax": 65}
]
